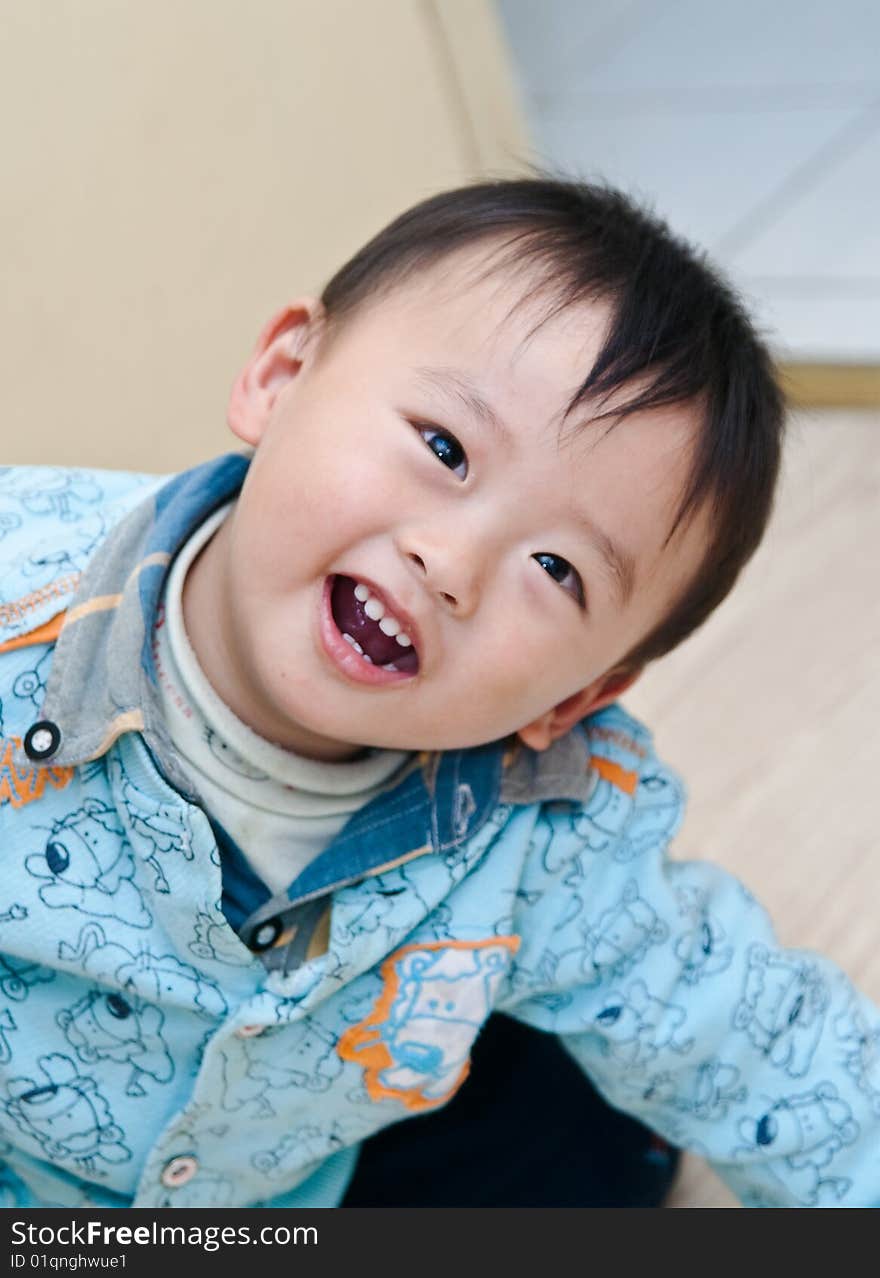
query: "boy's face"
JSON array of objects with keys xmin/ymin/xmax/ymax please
[{"xmin": 184, "ymin": 250, "xmax": 710, "ymax": 761}]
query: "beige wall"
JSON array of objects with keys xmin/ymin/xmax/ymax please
[{"xmin": 1, "ymin": 1, "xmax": 528, "ymax": 473}]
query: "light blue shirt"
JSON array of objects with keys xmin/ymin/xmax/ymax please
[{"xmin": 0, "ymin": 457, "xmax": 878, "ymax": 1209}]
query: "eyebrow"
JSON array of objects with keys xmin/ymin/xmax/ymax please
[
  {"xmin": 414, "ymin": 366, "xmax": 512, "ymax": 444},
  {"xmin": 413, "ymin": 363, "xmax": 637, "ymax": 610}
]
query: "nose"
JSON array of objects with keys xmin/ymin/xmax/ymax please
[{"xmin": 400, "ymin": 528, "xmax": 486, "ymax": 616}]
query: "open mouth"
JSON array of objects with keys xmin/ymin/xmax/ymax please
[{"xmin": 329, "ymin": 575, "xmax": 420, "ymax": 676}]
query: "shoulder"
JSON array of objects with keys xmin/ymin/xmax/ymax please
[
  {"xmin": 0, "ymin": 465, "xmax": 167, "ymax": 646},
  {"xmin": 554, "ymin": 703, "xmax": 688, "ymax": 861}
]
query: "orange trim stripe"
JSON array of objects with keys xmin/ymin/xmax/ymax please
[
  {"xmin": 64, "ymin": 593, "xmax": 123, "ymax": 625},
  {"xmin": 591, "ymin": 755, "xmax": 638, "ymax": 795},
  {"xmin": 364, "ymin": 844, "xmax": 432, "ymax": 879},
  {"xmin": 0, "ymin": 612, "xmax": 67, "ymax": 655},
  {"xmin": 83, "ymin": 710, "xmax": 145, "ymax": 762}
]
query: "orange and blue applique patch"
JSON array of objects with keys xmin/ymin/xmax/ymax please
[
  {"xmin": 0, "ymin": 737, "xmax": 74, "ymax": 808},
  {"xmin": 338, "ymin": 936, "xmax": 519, "ymax": 1111}
]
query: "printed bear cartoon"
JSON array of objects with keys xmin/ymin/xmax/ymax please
[
  {"xmin": 0, "ymin": 1009, "xmax": 18, "ymax": 1064},
  {"xmin": 109, "ymin": 757, "xmax": 199, "ymax": 895},
  {"xmin": 0, "ymin": 955, "xmax": 55, "ymax": 1003},
  {"xmin": 57, "ymin": 987, "xmax": 174, "ymax": 1097},
  {"xmin": 219, "ymin": 1021, "xmax": 344, "ymax": 1117},
  {"xmin": 615, "ymin": 769, "xmax": 683, "ymax": 862},
  {"xmin": 0, "ymin": 510, "xmax": 22, "ymax": 540},
  {"xmin": 542, "ymin": 784, "xmax": 632, "ymax": 873},
  {"xmin": 188, "ymin": 910, "xmax": 255, "ymax": 968},
  {"xmin": 593, "ymin": 978, "xmax": 693, "ymax": 1068},
  {"xmin": 251, "ymin": 1124, "xmax": 345, "ymax": 1179},
  {"xmin": 59, "ymin": 923, "xmax": 228, "ymax": 1019},
  {"xmin": 674, "ymin": 887, "xmax": 734, "ymax": 985},
  {"xmin": 552, "ymin": 880, "xmax": 669, "ymax": 985},
  {"xmin": 635, "ymin": 1056, "xmax": 747, "ymax": 1121},
  {"xmin": 25, "ymin": 798, "xmax": 152, "ymax": 929},
  {"xmin": 4, "ymin": 1053, "xmax": 130, "ymax": 1171},
  {"xmin": 12, "ymin": 649, "xmax": 53, "ymax": 711},
  {"xmin": 732, "ymin": 944, "xmax": 829, "ymax": 1077},
  {"xmin": 834, "ymin": 998, "xmax": 880, "ymax": 1117},
  {"xmin": 338, "ymin": 937, "xmax": 518, "ymax": 1111},
  {"xmin": 736, "ymin": 1083, "xmax": 858, "ymax": 1206},
  {"xmin": 13, "ymin": 469, "xmax": 103, "ymax": 522},
  {"xmin": 333, "ymin": 863, "xmax": 452, "ymax": 947}
]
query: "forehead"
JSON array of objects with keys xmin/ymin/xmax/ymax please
[{"xmin": 341, "ymin": 245, "xmax": 610, "ymax": 386}]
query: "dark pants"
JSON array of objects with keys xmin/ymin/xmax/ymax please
[{"xmin": 341, "ymin": 1013, "xmax": 679, "ymax": 1208}]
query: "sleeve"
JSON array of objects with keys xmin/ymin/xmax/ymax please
[{"xmin": 498, "ymin": 754, "xmax": 880, "ymax": 1208}]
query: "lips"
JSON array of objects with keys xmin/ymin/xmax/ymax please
[{"xmin": 328, "ymin": 575, "xmax": 420, "ymax": 675}]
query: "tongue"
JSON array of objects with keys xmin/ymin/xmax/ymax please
[{"xmin": 330, "ymin": 576, "xmax": 419, "ymax": 672}]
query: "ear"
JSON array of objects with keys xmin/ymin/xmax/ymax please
[
  {"xmin": 515, "ymin": 666, "xmax": 643, "ymax": 752},
  {"xmin": 227, "ymin": 299, "xmax": 324, "ymax": 446}
]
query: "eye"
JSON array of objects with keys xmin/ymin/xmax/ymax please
[
  {"xmin": 533, "ymin": 552, "xmax": 586, "ymax": 609},
  {"xmin": 414, "ymin": 424, "xmax": 468, "ymax": 480}
]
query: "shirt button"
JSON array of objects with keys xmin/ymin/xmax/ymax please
[
  {"xmin": 235, "ymin": 1024, "xmax": 265, "ymax": 1039},
  {"xmin": 23, "ymin": 720, "xmax": 62, "ymax": 761},
  {"xmin": 250, "ymin": 919, "xmax": 283, "ymax": 951},
  {"xmin": 160, "ymin": 1155, "xmax": 199, "ymax": 1189}
]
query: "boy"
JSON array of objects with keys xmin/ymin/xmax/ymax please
[{"xmin": 0, "ymin": 178, "xmax": 876, "ymax": 1209}]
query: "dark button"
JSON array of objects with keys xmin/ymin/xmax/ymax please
[
  {"xmin": 23, "ymin": 720, "xmax": 62, "ymax": 761},
  {"xmin": 249, "ymin": 918, "xmax": 283, "ymax": 952}
]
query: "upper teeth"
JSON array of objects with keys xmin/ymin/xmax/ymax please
[{"xmin": 354, "ymin": 581, "xmax": 412, "ymax": 647}]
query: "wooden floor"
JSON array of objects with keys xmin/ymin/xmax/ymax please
[{"xmin": 622, "ymin": 406, "xmax": 880, "ymax": 1208}]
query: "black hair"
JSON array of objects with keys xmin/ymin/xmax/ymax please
[{"xmin": 320, "ymin": 176, "xmax": 785, "ymax": 670}]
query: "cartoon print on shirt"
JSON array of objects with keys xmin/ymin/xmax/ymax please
[
  {"xmin": 631, "ymin": 1056, "xmax": 747, "ymax": 1121},
  {"xmin": 188, "ymin": 909, "xmax": 255, "ymax": 968},
  {"xmin": 593, "ymin": 978, "xmax": 694, "ymax": 1068},
  {"xmin": 108, "ymin": 756, "xmax": 197, "ymax": 895},
  {"xmin": 735, "ymin": 1082, "xmax": 858, "ymax": 1206},
  {"xmin": 0, "ymin": 955, "xmax": 56, "ymax": 1003},
  {"xmin": 4, "ymin": 1053, "xmax": 131, "ymax": 1172},
  {"xmin": 58, "ymin": 923, "xmax": 228, "ymax": 1019},
  {"xmin": 834, "ymin": 996, "xmax": 880, "ymax": 1117},
  {"xmin": 0, "ymin": 510, "xmax": 23, "ymax": 540},
  {"xmin": 11, "ymin": 649, "xmax": 53, "ymax": 711},
  {"xmin": 732, "ymin": 944, "xmax": 829, "ymax": 1077},
  {"xmin": 616, "ymin": 768, "xmax": 683, "ymax": 862},
  {"xmin": 0, "ymin": 1009, "xmax": 18, "ymax": 1063},
  {"xmin": 338, "ymin": 937, "xmax": 519, "ymax": 1111},
  {"xmin": 24, "ymin": 798, "xmax": 152, "ymax": 929},
  {"xmin": 57, "ymin": 987, "xmax": 174, "ymax": 1097},
  {"xmin": 333, "ymin": 863, "xmax": 453, "ymax": 947},
  {"xmin": 251, "ymin": 1123, "xmax": 345, "ymax": 1179},
  {"xmin": 219, "ymin": 1021, "xmax": 344, "ymax": 1117},
  {"xmin": 0, "ymin": 903, "xmax": 27, "ymax": 924},
  {"xmin": 547, "ymin": 879, "xmax": 669, "ymax": 986},
  {"xmin": 9, "ymin": 470, "xmax": 104, "ymax": 523},
  {"xmin": 674, "ymin": 886, "xmax": 734, "ymax": 985},
  {"xmin": 538, "ymin": 790, "xmax": 627, "ymax": 875}
]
